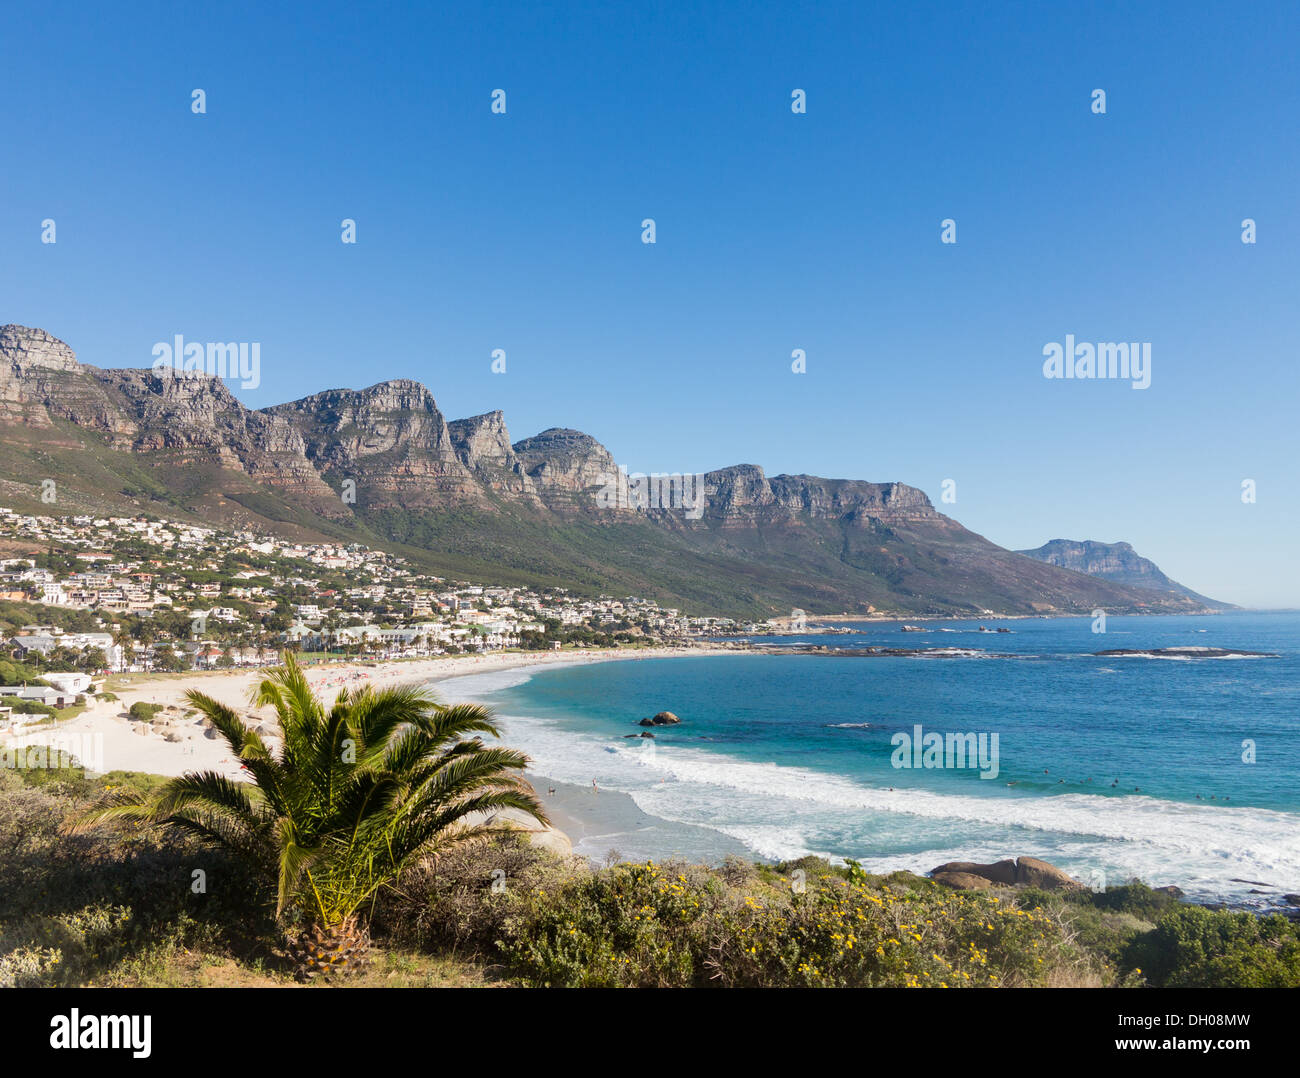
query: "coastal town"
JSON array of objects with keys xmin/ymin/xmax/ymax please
[{"xmin": 0, "ymin": 507, "xmax": 773, "ymax": 721}]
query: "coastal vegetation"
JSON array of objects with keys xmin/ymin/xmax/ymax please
[
  {"xmin": 60, "ymin": 654, "xmax": 544, "ymax": 980},
  {"xmin": 127, "ymin": 701, "xmax": 163, "ymax": 723},
  {"xmin": 3, "ymin": 758, "xmax": 1297, "ymax": 988},
  {"xmin": 2, "ymin": 656, "xmax": 1295, "ymax": 989}
]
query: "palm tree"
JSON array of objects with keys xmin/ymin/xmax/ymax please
[{"xmin": 66, "ymin": 652, "xmax": 545, "ymax": 978}]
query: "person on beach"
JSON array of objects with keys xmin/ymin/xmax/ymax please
[{"xmin": 592, "ymin": 779, "xmax": 598, "ymax": 795}]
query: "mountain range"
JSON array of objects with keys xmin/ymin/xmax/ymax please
[{"xmin": 0, "ymin": 325, "xmax": 1226, "ymax": 618}]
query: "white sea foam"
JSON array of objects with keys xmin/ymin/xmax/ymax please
[
  {"xmin": 496, "ymin": 709, "xmax": 1300, "ymax": 903},
  {"xmin": 432, "ymin": 664, "xmax": 554, "ymax": 701}
]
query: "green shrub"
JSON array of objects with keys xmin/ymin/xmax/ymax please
[
  {"xmin": 498, "ymin": 860, "xmax": 723, "ymax": 987},
  {"xmin": 10, "ymin": 700, "xmax": 55, "ymax": 715},
  {"xmin": 372, "ymin": 833, "xmax": 581, "ymax": 958},
  {"xmin": 0, "ymin": 770, "xmax": 273, "ymax": 986},
  {"xmin": 1082, "ymin": 880, "xmax": 1181, "ymax": 921},
  {"xmin": 496, "ymin": 861, "xmax": 1091, "ymax": 988},
  {"xmin": 128, "ymin": 701, "xmax": 162, "ymax": 723},
  {"xmin": 1124, "ymin": 905, "xmax": 1300, "ymax": 987}
]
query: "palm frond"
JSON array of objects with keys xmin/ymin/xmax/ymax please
[{"xmin": 67, "ymin": 649, "xmax": 543, "ymax": 933}]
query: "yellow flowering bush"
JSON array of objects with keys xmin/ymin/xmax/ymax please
[
  {"xmin": 498, "ymin": 860, "xmax": 1080, "ymax": 988},
  {"xmin": 708, "ymin": 878, "xmax": 1067, "ymax": 987}
]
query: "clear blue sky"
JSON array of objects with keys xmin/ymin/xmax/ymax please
[{"xmin": 3, "ymin": 1, "xmax": 1297, "ymax": 607}]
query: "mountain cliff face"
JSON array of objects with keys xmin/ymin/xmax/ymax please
[
  {"xmin": 0, "ymin": 325, "xmax": 1226, "ymax": 617},
  {"xmin": 512, "ymin": 428, "xmax": 619, "ymax": 511},
  {"xmin": 0, "ymin": 325, "xmax": 125, "ymax": 433},
  {"xmin": 1016, "ymin": 539, "xmax": 1233, "ymax": 610},
  {"xmin": 705, "ymin": 467, "xmax": 942, "ymax": 528},
  {"xmin": 446, "ymin": 411, "xmax": 539, "ymax": 500},
  {"xmin": 263, "ymin": 381, "xmax": 486, "ymax": 510}
]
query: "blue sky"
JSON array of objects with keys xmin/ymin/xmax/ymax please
[{"xmin": 3, "ymin": 1, "xmax": 1298, "ymax": 607}]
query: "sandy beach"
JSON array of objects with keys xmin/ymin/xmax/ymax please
[
  {"xmin": 0, "ymin": 645, "xmax": 748, "ymax": 783},
  {"xmin": 0, "ymin": 644, "xmax": 754, "ymax": 859}
]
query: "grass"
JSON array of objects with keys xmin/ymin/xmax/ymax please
[{"xmin": 92, "ymin": 946, "xmax": 504, "ymax": 988}]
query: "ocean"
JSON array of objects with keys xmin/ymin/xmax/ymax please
[{"xmin": 435, "ymin": 612, "xmax": 1300, "ymax": 908}]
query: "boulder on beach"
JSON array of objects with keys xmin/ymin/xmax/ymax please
[
  {"xmin": 1015, "ymin": 856, "xmax": 1086, "ymax": 891},
  {"xmin": 930, "ymin": 859, "xmax": 1018, "ymax": 885},
  {"xmin": 932, "ymin": 871, "xmax": 995, "ymax": 891},
  {"xmin": 928, "ymin": 856, "xmax": 1085, "ymax": 892}
]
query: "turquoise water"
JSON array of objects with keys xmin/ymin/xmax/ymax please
[{"xmin": 439, "ymin": 613, "xmax": 1300, "ymax": 907}]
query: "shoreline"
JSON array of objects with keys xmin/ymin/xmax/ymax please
[
  {"xmin": 527, "ymin": 772, "xmax": 755, "ymax": 866},
  {"xmin": 5, "ymin": 641, "xmax": 1294, "ymax": 912},
  {"xmin": 0, "ymin": 645, "xmax": 755, "ymax": 863},
  {"xmin": 0, "ymin": 644, "xmax": 756, "ymax": 785}
]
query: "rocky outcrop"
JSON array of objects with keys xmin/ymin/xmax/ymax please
[
  {"xmin": 931, "ymin": 870, "xmax": 996, "ymax": 891},
  {"xmin": 265, "ymin": 381, "xmax": 485, "ymax": 508},
  {"xmin": 447, "ymin": 411, "xmax": 539, "ymax": 499},
  {"xmin": 512, "ymin": 428, "xmax": 620, "ymax": 511},
  {"xmin": 0, "ymin": 325, "xmax": 79, "ymax": 373},
  {"xmin": 448, "ymin": 410, "xmax": 515, "ymax": 469},
  {"xmin": 932, "ymin": 859, "xmax": 1019, "ymax": 886},
  {"xmin": 638, "ymin": 711, "xmax": 681, "ymax": 727},
  {"xmin": 702, "ymin": 465, "xmax": 941, "ymax": 529},
  {"xmin": 0, "ymin": 326, "xmax": 127, "ymax": 432},
  {"xmin": 930, "ymin": 857, "xmax": 1086, "ymax": 892},
  {"xmin": 1015, "ymin": 856, "xmax": 1086, "ymax": 891}
]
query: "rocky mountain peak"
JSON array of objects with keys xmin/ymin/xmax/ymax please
[
  {"xmin": 1016, "ymin": 538, "xmax": 1232, "ymax": 609},
  {"xmin": 0, "ymin": 322, "xmax": 1227, "ymax": 616},
  {"xmin": 0, "ymin": 325, "xmax": 80, "ymax": 372},
  {"xmin": 510, "ymin": 428, "xmax": 619, "ymax": 508},
  {"xmin": 448, "ymin": 410, "xmax": 514, "ymax": 465}
]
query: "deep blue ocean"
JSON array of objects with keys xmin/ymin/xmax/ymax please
[{"xmin": 439, "ymin": 613, "xmax": 1300, "ymax": 907}]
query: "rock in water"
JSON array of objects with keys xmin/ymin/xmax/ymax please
[{"xmin": 638, "ymin": 711, "xmax": 681, "ymax": 726}]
